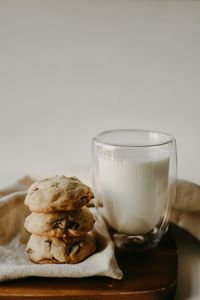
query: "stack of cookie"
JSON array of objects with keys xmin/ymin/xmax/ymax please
[{"xmin": 24, "ymin": 176, "xmax": 96, "ymax": 264}]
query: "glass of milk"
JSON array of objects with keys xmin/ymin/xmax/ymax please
[{"xmin": 92, "ymin": 129, "xmax": 177, "ymax": 250}]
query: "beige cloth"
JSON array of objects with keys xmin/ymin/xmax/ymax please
[
  {"xmin": 0, "ymin": 177, "xmax": 123, "ymax": 282},
  {"xmin": 170, "ymin": 179, "xmax": 200, "ymax": 240},
  {"xmin": 1, "ymin": 176, "xmax": 199, "ymax": 282}
]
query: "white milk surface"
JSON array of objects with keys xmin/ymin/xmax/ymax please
[{"xmin": 97, "ymin": 150, "xmax": 169, "ymax": 235}]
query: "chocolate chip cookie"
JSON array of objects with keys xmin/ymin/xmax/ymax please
[
  {"xmin": 25, "ymin": 176, "xmax": 93, "ymax": 213},
  {"xmin": 26, "ymin": 234, "xmax": 96, "ymax": 264},
  {"xmin": 24, "ymin": 207, "xmax": 95, "ymax": 238}
]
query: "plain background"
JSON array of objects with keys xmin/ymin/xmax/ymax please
[
  {"xmin": 0, "ymin": 2, "xmax": 200, "ymax": 299},
  {"xmin": 0, "ymin": 0, "xmax": 200, "ymax": 183}
]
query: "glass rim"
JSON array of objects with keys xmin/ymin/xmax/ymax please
[{"xmin": 93, "ymin": 129, "xmax": 176, "ymax": 148}]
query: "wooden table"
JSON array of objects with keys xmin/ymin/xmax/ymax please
[{"xmin": 0, "ymin": 231, "xmax": 178, "ymax": 300}]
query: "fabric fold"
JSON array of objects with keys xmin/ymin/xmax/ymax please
[{"xmin": 169, "ymin": 179, "xmax": 200, "ymax": 240}]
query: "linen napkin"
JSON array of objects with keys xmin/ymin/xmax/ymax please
[
  {"xmin": 170, "ymin": 179, "xmax": 200, "ymax": 240},
  {"xmin": 0, "ymin": 177, "xmax": 123, "ymax": 282},
  {"xmin": 0, "ymin": 176, "xmax": 199, "ymax": 283}
]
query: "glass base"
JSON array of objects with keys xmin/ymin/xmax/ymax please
[{"xmin": 110, "ymin": 225, "xmax": 169, "ymax": 252}]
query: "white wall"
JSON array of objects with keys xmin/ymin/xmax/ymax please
[{"xmin": 0, "ymin": 0, "xmax": 200, "ymax": 183}]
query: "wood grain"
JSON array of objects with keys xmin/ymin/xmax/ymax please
[{"xmin": 0, "ymin": 230, "xmax": 178, "ymax": 300}]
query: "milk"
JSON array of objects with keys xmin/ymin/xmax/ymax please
[{"xmin": 97, "ymin": 149, "xmax": 169, "ymax": 235}]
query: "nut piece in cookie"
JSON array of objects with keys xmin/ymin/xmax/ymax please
[
  {"xmin": 26, "ymin": 234, "xmax": 97, "ymax": 264},
  {"xmin": 25, "ymin": 176, "xmax": 94, "ymax": 212},
  {"xmin": 24, "ymin": 207, "xmax": 95, "ymax": 238}
]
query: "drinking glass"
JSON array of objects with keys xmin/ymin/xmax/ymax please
[{"xmin": 92, "ymin": 129, "xmax": 177, "ymax": 250}]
